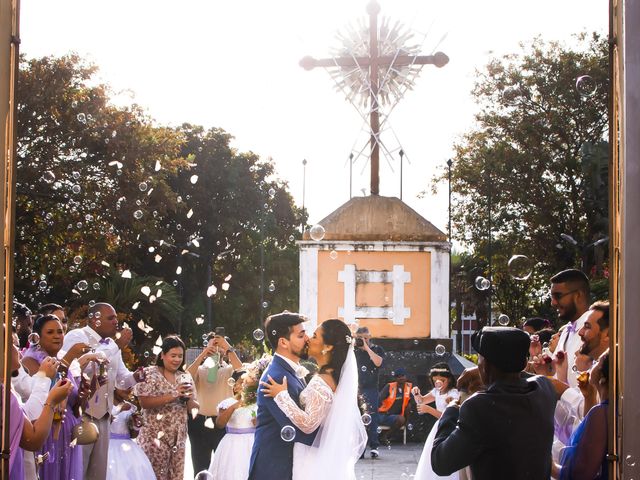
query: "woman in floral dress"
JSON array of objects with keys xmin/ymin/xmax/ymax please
[{"xmin": 134, "ymin": 335, "xmax": 198, "ymax": 480}]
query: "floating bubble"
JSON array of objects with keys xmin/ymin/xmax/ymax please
[
  {"xmin": 95, "ymin": 320, "xmax": 101, "ymax": 327},
  {"xmin": 141, "ymin": 286, "xmax": 151, "ymax": 296},
  {"xmin": 407, "ymin": 423, "xmax": 413, "ymax": 431},
  {"xmin": 361, "ymin": 413, "xmax": 372, "ymax": 426},
  {"xmin": 72, "ymin": 171, "xmax": 80, "ymax": 180},
  {"xmin": 329, "ymin": 250, "xmax": 338, "ymax": 260},
  {"xmin": 206, "ymin": 285, "xmax": 217, "ymax": 297},
  {"xmin": 435, "ymin": 344, "xmax": 446, "ymax": 356},
  {"xmin": 361, "ymin": 366, "xmax": 367, "ymax": 372},
  {"xmin": 88, "ymin": 300, "xmax": 96, "ymax": 308},
  {"xmin": 38, "ymin": 280, "xmax": 47, "ymax": 290},
  {"xmin": 121, "ymin": 270, "xmax": 132, "ymax": 279},
  {"xmin": 76, "ymin": 113, "xmax": 86, "ymax": 123},
  {"xmin": 575, "ymin": 75, "xmax": 597, "ymax": 97},
  {"xmin": 268, "ymin": 281, "xmax": 276, "ymax": 292},
  {"xmin": 474, "ymin": 276, "xmax": 491, "ymax": 291},
  {"xmin": 73, "ymin": 255, "xmax": 82, "ymax": 265},
  {"xmin": 221, "ymin": 282, "xmax": 230, "ymax": 291},
  {"xmin": 625, "ymin": 455, "xmax": 636, "ymax": 467},
  {"xmin": 227, "ymin": 377, "xmax": 236, "ymax": 387},
  {"xmin": 288, "ymin": 235, "xmax": 295, "ymax": 242},
  {"xmin": 195, "ymin": 470, "xmax": 214, "ymax": 480},
  {"xmin": 28, "ymin": 332, "xmax": 40, "ymax": 345},
  {"xmin": 268, "ymin": 188, "xmax": 276, "ymax": 197},
  {"xmin": 413, "ymin": 339, "xmax": 419, "ymax": 345},
  {"xmin": 253, "ymin": 329, "xmax": 265, "ymax": 341},
  {"xmin": 262, "ymin": 301, "xmax": 268, "ymax": 309},
  {"xmin": 138, "ymin": 182, "xmax": 148, "ymax": 192},
  {"xmin": 195, "ymin": 316, "xmax": 204, "ymax": 325},
  {"xmin": 172, "ymin": 280, "xmax": 178, "ymax": 287},
  {"xmin": 72, "ymin": 185, "xmax": 81, "ymax": 194},
  {"xmin": 77, "ymin": 280, "xmax": 88, "ymax": 291},
  {"xmin": 507, "ymin": 255, "xmax": 533, "ymax": 281},
  {"xmin": 309, "ymin": 224, "xmax": 325, "ymax": 242},
  {"xmin": 190, "ymin": 175, "xmax": 199, "ymax": 184},
  {"xmin": 42, "ymin": 171, "xmax": 56, "ymax": 183},
  {"xmin": 280, "ymin": 425, "xmax": 296, "ymax": 442},
  {"xmin": 143, "ymin": 351, "xmax": 150, "ymax": 358},
  {"xmin": 497, "ymin": 314, "xmax": 510, "ymax": 326},
  {"xmin": 133, "ymin": 210, "xmax": 143, "ymax": 220}
]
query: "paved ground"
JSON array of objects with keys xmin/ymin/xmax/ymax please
[
  {"xmin": 355, "ymin": 443, "xmax": 422, "ymax": 479},
  {"xmin": 185, "ymin": 439, "xmax": 423, "ymax": 479}
]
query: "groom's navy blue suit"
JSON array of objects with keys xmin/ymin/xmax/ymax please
[{"xmin": 248, "ymin": 355, "xmax": 317, "ymax": 480}]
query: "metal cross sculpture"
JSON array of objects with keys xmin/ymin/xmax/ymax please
[{"xmin": 300, "ymin": 0, "xmax": 448, "ymax": 196}]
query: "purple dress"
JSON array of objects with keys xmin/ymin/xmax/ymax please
[
  {"xmin": 4, "ymin": 387, "xmax": 25, "ymax": 480},
  {"xmin": 23, "ymin": 346, "xmax": 83, "ymax": 480}
]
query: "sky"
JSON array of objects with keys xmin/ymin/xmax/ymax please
[{"xmin": 19, "ymin": 0, "xmax": 608, "ymax": 236}]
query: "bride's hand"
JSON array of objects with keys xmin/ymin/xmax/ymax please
[{"xmin": 260, "ymin": 375, "xmax": 288, "ymax": 398}]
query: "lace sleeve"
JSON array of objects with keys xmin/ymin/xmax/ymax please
[{"xmin": 274, "ymin": 376, "xmax": 334, "ymax": 434}]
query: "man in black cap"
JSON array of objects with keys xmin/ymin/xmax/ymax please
[{"xmin": 431, "ymin": 327, "xmax": 557, "ymax": 480}]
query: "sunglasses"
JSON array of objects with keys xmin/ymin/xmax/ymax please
[{"xmin": 549, "ymin": 289, "xmax": 579, "ymax": 301}]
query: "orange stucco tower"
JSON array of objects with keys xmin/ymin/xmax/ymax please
[{"xmin": 299, "ymin": 196, "xmax": 450, "ymax": 341}]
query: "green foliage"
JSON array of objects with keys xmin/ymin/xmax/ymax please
[
  {"xmin": 436, "ymin": 33, "xmax": 609, "ymax": 321},
  {"xmin": 15, "ymin": 54, "xmax": 306, "ymax": 350}
]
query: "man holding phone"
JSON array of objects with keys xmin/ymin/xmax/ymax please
[
  {"xmin": 354, "ymin": 326, "xmax": 385, "ymax": 458},
  {"xmin": 186, "ymin": 329, "xmax": 242, "ymax": 473}
]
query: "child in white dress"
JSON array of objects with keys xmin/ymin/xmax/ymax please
[
  {"xmin": 208, "ymin": 357, "xmax": 268, "ymax": 480},
  {"xmin": 413, "ymin": 363, "xmax": 460, "ymax": 480},
  {"xmin": 107, "ymin": 389, "xmax": 157, "ymax": 480}
]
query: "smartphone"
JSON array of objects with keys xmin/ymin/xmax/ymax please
[{"xmin": 215, "ymin": 327, "xmax": 225, "ymax": 337}]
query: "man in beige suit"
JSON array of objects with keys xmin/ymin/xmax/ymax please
[{"xmin": 62, "ymin": 302, "xmax": 143, "ymax": 480}]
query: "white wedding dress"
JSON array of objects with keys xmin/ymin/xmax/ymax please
[{"xmin": 274, "ymin": 350, "xmax": 367, "ymax": 480}]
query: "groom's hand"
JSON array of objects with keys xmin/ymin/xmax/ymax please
[{"xmin": 260, "ymin": 375, "xmax": 288, "ymax": 398}]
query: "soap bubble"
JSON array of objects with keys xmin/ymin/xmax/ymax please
[
  {"xmin": 133, "ymin": 210, "xmax": 143, "ymax": 220},
  {"xmin": 497, "ymin": 314, "xmax": 510, "ymax": 326},
  {"xmin": 262, "ymin": 301, "xmax": 268, "ymax": 309},
  {"xmin": 190, "ymin": 175, "xmax": 199, "ymax": 184},
  {"xmin": 73, "ymin": 255, "xmax": 82, "ymax": 265},
  {"xmin": 361, "ymin": 366, "xmax": 367, "ymax": 372},
  {"xmin": 507, "ymin": 255, "xmax": 533, "ymax": 281},
  {"xmin": 227, "ymin": 378, "xmax": 236, "ymax": 387},
  {"xmin": 288, "ymin": 235, "xmax": 295, "ymax": 242},
  {"xmin": 76, "ymin": 113, "xmax": 86, "ymax": 123},
  {"xmin": 38, "ymin": 280, "xmax": 47, "ymax": 290},
  {"xmin": 253, "ymin": 329, "xmax": 265, "ymax": 341},
  {"xmin": 435, "ymin": 344, "xmax": 446, "ymax": 356},
  {"xmin": 77, "ymin": 280, "xmax": 88, "ymax": 291},
  {"xmin": 309, "ymin": 224, "xmax": 325, "ymax": 241},
  {"xmin": 361, "ymin": 413, "xmax": 372, "ymax": 425},
  {"xmin": 42, "ymin": 171, "xmax": 56, "ymax": 183},
  {"xmin": 268, "ymin": 281, "xmax": 276, "ymax": 292},
  {"xmin": 474, "ymin": 276, "xmax": 491, "ymax": 291},
  {"xmin": 329, "ymin": 250, "xmax": 338, "ymax": 260},
  {"xmin": 28, "ymin": 332, "xmax": 40, "ymax": 345},
  {"xmin": 92, "ymin": 282, "xmax": 100, "ymax": 290},
  {"xmin": 268, "ymin": 188, "xmax": 276, "ymax": 197},
  {"xmin": 194, "ymin": 471, "xmax": 214, "ymax": 480},
  {"xmin": 575, "ymin": 75, "xmax": 597, "ymax": 97},
  {"xmin": 138, "ymin": 182, "xmax": 148, "ymax": 192},
  {"xmin": 72, "ymin": 185, "xmax": 81, "ymax": 195},
  {"xmin": 280, "ymin": 425, "xmax": 296, "ymax": 442}
]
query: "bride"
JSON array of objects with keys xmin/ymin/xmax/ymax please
[{"xmin": 261, "ymin": 319, "xmax": 367, "ymax": 480}]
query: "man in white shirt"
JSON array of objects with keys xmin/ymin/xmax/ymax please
[
  {"xmin": 549, "ymin": 269, "xmax": 591, "ymax": 388},
  {"xmin": 62, "ymin": 302, "xmax": 143, "ymax": 480}
]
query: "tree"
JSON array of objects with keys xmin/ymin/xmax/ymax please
[
  {"xmin": 15, "ymin": 54, "xmax": 306, "ymax": 347},
  {"xmin": 433, "ymin": 33, "xmax": 609, "ymax": 322}
]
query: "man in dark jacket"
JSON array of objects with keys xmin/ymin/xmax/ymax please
[{"xmin": 431, "ymin": 327, "xmax": 557, "ymax": 480}]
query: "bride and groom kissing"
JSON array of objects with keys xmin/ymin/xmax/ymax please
[{"xmin": 248, "ymin": 312, "xmax": 367, "ymax": 480}]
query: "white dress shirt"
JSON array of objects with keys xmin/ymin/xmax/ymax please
[{"xmin": 555, "ymin": 310, "xmax": 589, "ymax": 388}]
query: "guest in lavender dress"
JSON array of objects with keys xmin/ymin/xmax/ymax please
[
  {"xmin": 21, "ymin": 314, "xmax": 92, "ymax": 480},
  {"xmin": 5, "ymin": 342, "xmax": 73, "ymax": 479}
]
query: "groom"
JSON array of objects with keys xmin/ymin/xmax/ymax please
[{"xmin": 248, "ymin": 312, "xmax": 318, "ymax": 480}]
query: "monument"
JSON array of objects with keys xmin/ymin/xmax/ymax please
[{"xmin": 298, "ymin": 1, "xmax": 454, "ymax": 397}]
